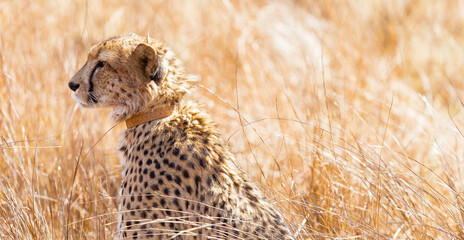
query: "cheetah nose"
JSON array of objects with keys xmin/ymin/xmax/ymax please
[{"xmin": 68, "ymin": 81, "xmax": 80, "ymax": 92}]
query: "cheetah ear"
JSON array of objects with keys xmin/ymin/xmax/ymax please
[{"xmin": 131, "ymin": 43, "xmax": 164, "ymax": 85}]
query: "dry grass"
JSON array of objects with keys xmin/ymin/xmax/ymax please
[{"xmin": 1, "ymin": 0, "xmax": 464, "ymax": 239}]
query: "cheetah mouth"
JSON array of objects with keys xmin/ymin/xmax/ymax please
[{"xmin": 73, "ymin": 93, "xmax": 99, "ymax": 108}]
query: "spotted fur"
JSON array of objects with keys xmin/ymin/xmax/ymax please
[{"xmin": 69, "ymin": 33, "xmax": 294, "ymax": 239}]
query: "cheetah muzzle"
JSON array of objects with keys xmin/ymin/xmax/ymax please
[{"xmin": 69, "ymin": 33, "xmax": 294, "ymax": 239}]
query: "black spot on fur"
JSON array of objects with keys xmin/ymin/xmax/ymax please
[
  {"xmin": 173, "ymin": 199, "xmax": 180, "ymax": 208},
  {"xmin": 166, "ymin": 174, "xmax": 173, "ymax": 181},
  {"xmin": 180, "ymin": 154, "xmax": 187, "ymax": 161},
  {"xmin": 187, "ymin": 161, "xmax": 195, "ymax": 169},
  {"xmin": 247, "ymin": 193, "xmax": 258, "ymax": 203},
  {"xmin": 195, "ymin": 175, "xmax": 201, "ymax": 188},
  {"xmin": 119, "ymin": 145, "xmax": 127, "ymax": 152},
  {"xmin": 199, "ymin": 158, "xmax": 206, "ymax": 168},
  {"xmin": 186, "ymin": 185, "xmax": 192, "ymax": 195},
  {"xmin": 174, "ymin": 176, "xmax": 182, "ymax": 185},
  {"xmin": 212, "ymin": 174, "xmax": 219, "ymax": 184},
  {"xmin": 173, "ymin": 148, "xmax": 180, "ymax": 156},
  {"xmin": 176, "ymin": 165, "xmax": 182, "ymax": 171},
  {"xmin": 146, "ymin": 193, "xmax": 153, "ymax": 200},
  {"xmin": 158, "ymin": 179, "xmax": 164, "ymax": 185},
  {"xmin": 219, "ymin": 201, "xmax": 225, "ymax": 209},
  {"xmin": 165, "ymin": 210, "xmax": 172, "ymax": 216}
]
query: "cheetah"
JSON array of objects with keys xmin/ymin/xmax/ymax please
[{"xmin": 69, "ymin": 33, "xmax": 294, "ymax": 239}]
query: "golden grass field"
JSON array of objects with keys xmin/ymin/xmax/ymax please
[{"xmin": 1, "ymin": 0, "xmax": 464, "ymax": 239}]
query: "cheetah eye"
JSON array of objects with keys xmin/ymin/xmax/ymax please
[
  {"xmin": 93, "ymin": 61, "xmax": 104, "ymax": 76},
  {"xmin": 89, "ymin": 61, "xmax": 104, "ymax": 93},
  {"xmin": 89, "ymin": 61, "xmax": 104, "ymax": 85}
]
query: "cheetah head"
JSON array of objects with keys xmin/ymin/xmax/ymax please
[{"xmin": 68, "ymin": 33, "xmax": 191, "ymax": 122}]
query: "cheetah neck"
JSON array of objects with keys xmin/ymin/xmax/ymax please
[{"xmin": 125, "ymin": 105, "xmax": 175, "ymax": 129}]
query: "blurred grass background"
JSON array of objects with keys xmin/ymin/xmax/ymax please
[{"xmin": 1, "ymin": 0, "xmax": 464, "ymax": 239}]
